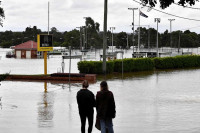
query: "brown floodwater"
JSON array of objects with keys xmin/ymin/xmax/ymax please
[{"xmin": 1, "ymin": 48, "xmax": 200, "ymax": 133}]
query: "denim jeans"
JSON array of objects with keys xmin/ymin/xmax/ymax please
[{"xmin": 100, "ymin": 119, "xmax": 114, "ymax": 133}]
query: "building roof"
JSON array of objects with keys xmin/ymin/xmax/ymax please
[{"xmin": 13, "ymin": 41, "xmax": 37, "ymax": 50}]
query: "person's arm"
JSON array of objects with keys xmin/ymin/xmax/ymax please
[
  {"xmin": 92, "ymin": 93, "xmax": 96, "ymax": 107},
  {"xmin": 110, "ymin": 92, "xmax": 116, "ymax": 118},
  {"xmin": 76, "ymin": 92, "xmax": 80, "ymax": 105},
  {"xmin": 96, "ymin": 92, "xmax": 100, "ymax": 111}
]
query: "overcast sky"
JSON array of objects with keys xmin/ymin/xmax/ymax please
[{"xmin": 1, "ymin": 0, "xmax": 200, "ymax": 33}]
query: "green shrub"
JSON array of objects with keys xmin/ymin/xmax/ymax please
[
  {"xmin": 78, "ymin": 58, "xmax": 154, "ymax": 74},
  {"xmin": 78, "ymin": 55, "xmax": 200, "ymax": 74},
  {"xmin": 114, "ymin": 58, "xmax": 154, "ymax": 72},
  {"xmin": 154, "ymin": 55, "xmax": 200, "ymax": 69},
  {"xmin": 78, "ymin": 61, "xmax": 114, "ymax": 74}
]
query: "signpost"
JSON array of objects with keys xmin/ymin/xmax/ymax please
[{"xmin": 37, "ymin": 34, "xmax": 53, "ymax": 75}]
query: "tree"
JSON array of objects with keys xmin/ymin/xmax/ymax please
[
  {"xmin": 116, "ymin": 32, "xmax": 127, "ymax": 49},
  {"xmin": 0, "ymin": 1, "xmax": 5, "ymax": 27},
  {"xmin": 50, "ymin": 27, "xmax": 64, "ymax": 46},
  {"xmin": 24, "ymin": 26, "xmax": 41, "ymax": 41},
  {"xmin": 140, "ymin": 0, "xmax": 198, "ymax": 9},
  {"xmin": 85, "ymin": 17, "xmax": 101, "ymax": 48},
  {"xmin": 160, "ymin": 30, "xmax": 170, "ymax": 47},
  {"xmin": 63, "ymin": 29, "xmax": 80, "ymax": 48}
]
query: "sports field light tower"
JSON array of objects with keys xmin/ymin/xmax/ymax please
[
  {"xmin": 128, "ymin": 8, "xmax": 138, "ymax": 58},
  {"xmin": 168, "ymin": 19, "xmax": 175, "ymax": 51}
]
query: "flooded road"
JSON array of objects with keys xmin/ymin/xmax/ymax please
[
  {"xmin": 1, "ymin": 48, "xmax": 200, "ymax": 132},
  {"xmin": 1, "ymin": 69, "xmax": 200, "ymax": 133}
]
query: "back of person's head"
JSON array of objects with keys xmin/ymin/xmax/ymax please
[
  {"xmin": 100, "ymin": 81, "xmax": 108, "ymax": 91},
  {"xmin": 82, "ymin": 80, "xmax": 89, "ymax": 89}
]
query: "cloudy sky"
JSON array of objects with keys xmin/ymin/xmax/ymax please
[{"xmin": 1, "ymin": 0, "xmax": 200, "ymax": 33}]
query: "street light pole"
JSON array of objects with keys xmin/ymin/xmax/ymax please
[
  {"xmin": 76, "ymin": 26, "xmax": 82, "ymax": 51},
  {"xmin": 155, "ymin": 18, "xmax": 161, "ymax": 57},
  {"xmin": 110, "ymin": 27, "xmax": 115, "ymax": 54},
  {"xmin": 103, "ymin": 0, "xmax": 108, "ymax": 74},
  {"xmin": 168, "ymin": 19, "xmax": 175, "ymax": 52},
  {"xmin": 83, "ymin": 17, "xmax": 88, "ymax": 49},
  {"xmin": 148, "ymin": 25, "xmax": 150, "ymax": 50},
  {"xmin": 178, "ymin": 31, "xmax": 181, "ymax": 53},
  {"xmin": 128, "ymin": 8, "xmax": 138, "ymax": 58},
  {"xmin": 127, "ymin": 34, "xmax": 129, "ymax": 48}
]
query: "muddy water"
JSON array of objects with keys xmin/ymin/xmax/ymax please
[
  {"xmin": 1, "ymin": 48, "xmax": 200, "ymax": 132},
  {"xmin": 1, "ymin": 69, "xmax": 200, "ymax": 133}
]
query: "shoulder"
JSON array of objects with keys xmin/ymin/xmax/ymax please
[
  {"xmin": 77, "ymin": 89, "xmax": 83, "ymax": 95},
  {"xmin": 96, "ymin": 91, "xmax": 102, "ymax": 97},
  {"xmin": 87, "ymin": 89, "xmax": 95, "ymax": 96},
  {"xmin": 96, "ymin": 91, "xmax": 102, "ymax": 95},
  {"xmin": 108, "ymin": 91, "xmax": 114, "ymax": 97},
  {"xmin": 108, "ymin": 91, "xmax": 113, "ymax": 95}
]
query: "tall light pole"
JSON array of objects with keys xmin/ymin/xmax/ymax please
[
  {"xmin": 103, "ymin": 0, "xmax": 108, "ymax": 74},
  {"xmin": 148, "ymin": 25, "xmax": 150, "ymax": 50},
  {"xmin": 168, "ymin": 19, "xmax": 175, "ymax": 51},
  {"xmin": 128, "ymin": 8, "xmax": 138, "ymax": 58},
  {"xmin": 126, "ymin": 34, "xmax": 129, "ymax": 49},
  {"xmin": 155, "ymin": 18, "xmax": 161, "ymax": 57},
  {"xmin": 178, "ymin": 31, "xmax": 181, "ymax": 53},
  {"xmin": 83, "ymin": 17, "xmax": 88, "ymax": 49},
  {"xmin": 110, "ymin": 27, "xmax": 115, "ymax": 54},
  {"xmin": 76, "ymin": 26, "xmax": 82, "ymax": 51}
]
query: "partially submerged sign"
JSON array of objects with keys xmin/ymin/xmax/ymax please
[{"xmin": 37, "ymin": 34, "xmax": 53, "ymax": 51}]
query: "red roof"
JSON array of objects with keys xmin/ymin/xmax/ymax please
[{"xmin": 13, "ymin": 41, "xmax": 37, "ymax": 50}]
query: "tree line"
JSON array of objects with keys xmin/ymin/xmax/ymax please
[{"xmin": 0, "ymin": 17, "xmax": 200, "ymax": 49}]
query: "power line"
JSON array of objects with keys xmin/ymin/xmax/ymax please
[{"xmin": 132, "ymin": 0, "xmax": 200, "ymax": 21}]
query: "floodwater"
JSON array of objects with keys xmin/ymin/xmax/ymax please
[{"xmin": 1, "ymin": 48, "xmax": 200, "ymax": 133}]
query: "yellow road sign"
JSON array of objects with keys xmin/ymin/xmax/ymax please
[{"xmin": 37, "ymin": 34, "xmax": 53, "ymax": 51}]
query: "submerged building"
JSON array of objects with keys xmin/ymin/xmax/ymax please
[{"xmin": 12, "ymin": 41, "xmax": 38, "ymax": 59}]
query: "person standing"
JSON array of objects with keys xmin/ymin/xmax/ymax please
[
  {"xmin": 77, "ymin": 80, "xmax": 96, "ymax": 133},
  {"xmin": 96, "ymin": 81, "xmax": 116, "ymax": 133}
]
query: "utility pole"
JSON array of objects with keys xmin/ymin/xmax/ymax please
[
  {"xmin": 128, "ymin": 8, "xmax": 138, "ymax": 58},
  {"xmin": 103, "ymin": 0, "xmax": 108, "ymax": 74},
  {"xmin": 110, "ymin": 27, "xmax": 115, "ymax": 54},
  {"xmin": 168, "ymin": 19, "xmax": 175, "ymax": 52},
  {"xmin": 155, "ymin": 18, "xmax": 161, "ymax": 57}
]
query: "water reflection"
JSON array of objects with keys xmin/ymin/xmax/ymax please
[{"xmin": 38, "ymin": 82, "xmax": 55, "ymax": 128}]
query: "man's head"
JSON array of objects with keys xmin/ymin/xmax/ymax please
[{"xmin": 82, "ymin": 80, "xmax": 89, "ymax": 89}]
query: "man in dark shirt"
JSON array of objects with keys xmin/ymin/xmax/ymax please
[{"xmin": 77, "ymin": 80, "xmax": 95, "ymax": 133}]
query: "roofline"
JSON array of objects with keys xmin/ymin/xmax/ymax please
[{"xmin": 13, "ymin": 48, "xmax": 37, "ymax": 50}]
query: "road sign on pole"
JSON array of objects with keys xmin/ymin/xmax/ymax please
[{"xmin": 37, "ymin": 34, "xmax": 53, "ymax": 75}]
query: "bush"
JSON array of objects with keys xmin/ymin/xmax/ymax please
[
  {"xmin": 78, "ymin": 58, "xmax": 154, "ymax": 74},
  {"xmin": 78, "ymin": 55, "xmax": 200, "ymax": 74},
  {"xmin": 78, "ymin": 61, "xmax": 114, "ymax": 74},
  {"xmin": 114, "ymin": 58, "xmax": 154, "ymax": 72},
  {"xmin": 154, "ymin": 55, "xmax": 200, "ymax": 69}
]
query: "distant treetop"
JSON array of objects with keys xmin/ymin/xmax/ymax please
[
  {"xmin": 140, "ymin": 0, "xmax": 199, "ymax": 9},
  {"xmin": 0, "ymin": 0, "xmax": 5, "ymax": 27}
]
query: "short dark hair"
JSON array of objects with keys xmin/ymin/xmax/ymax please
[
  {"xmin": 100, "ymin": 81, "xmax": 108, "ymax": 91},
  {"xmin": 82, "ymin": 80, "xmax": 89, "ymax": 88}
]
